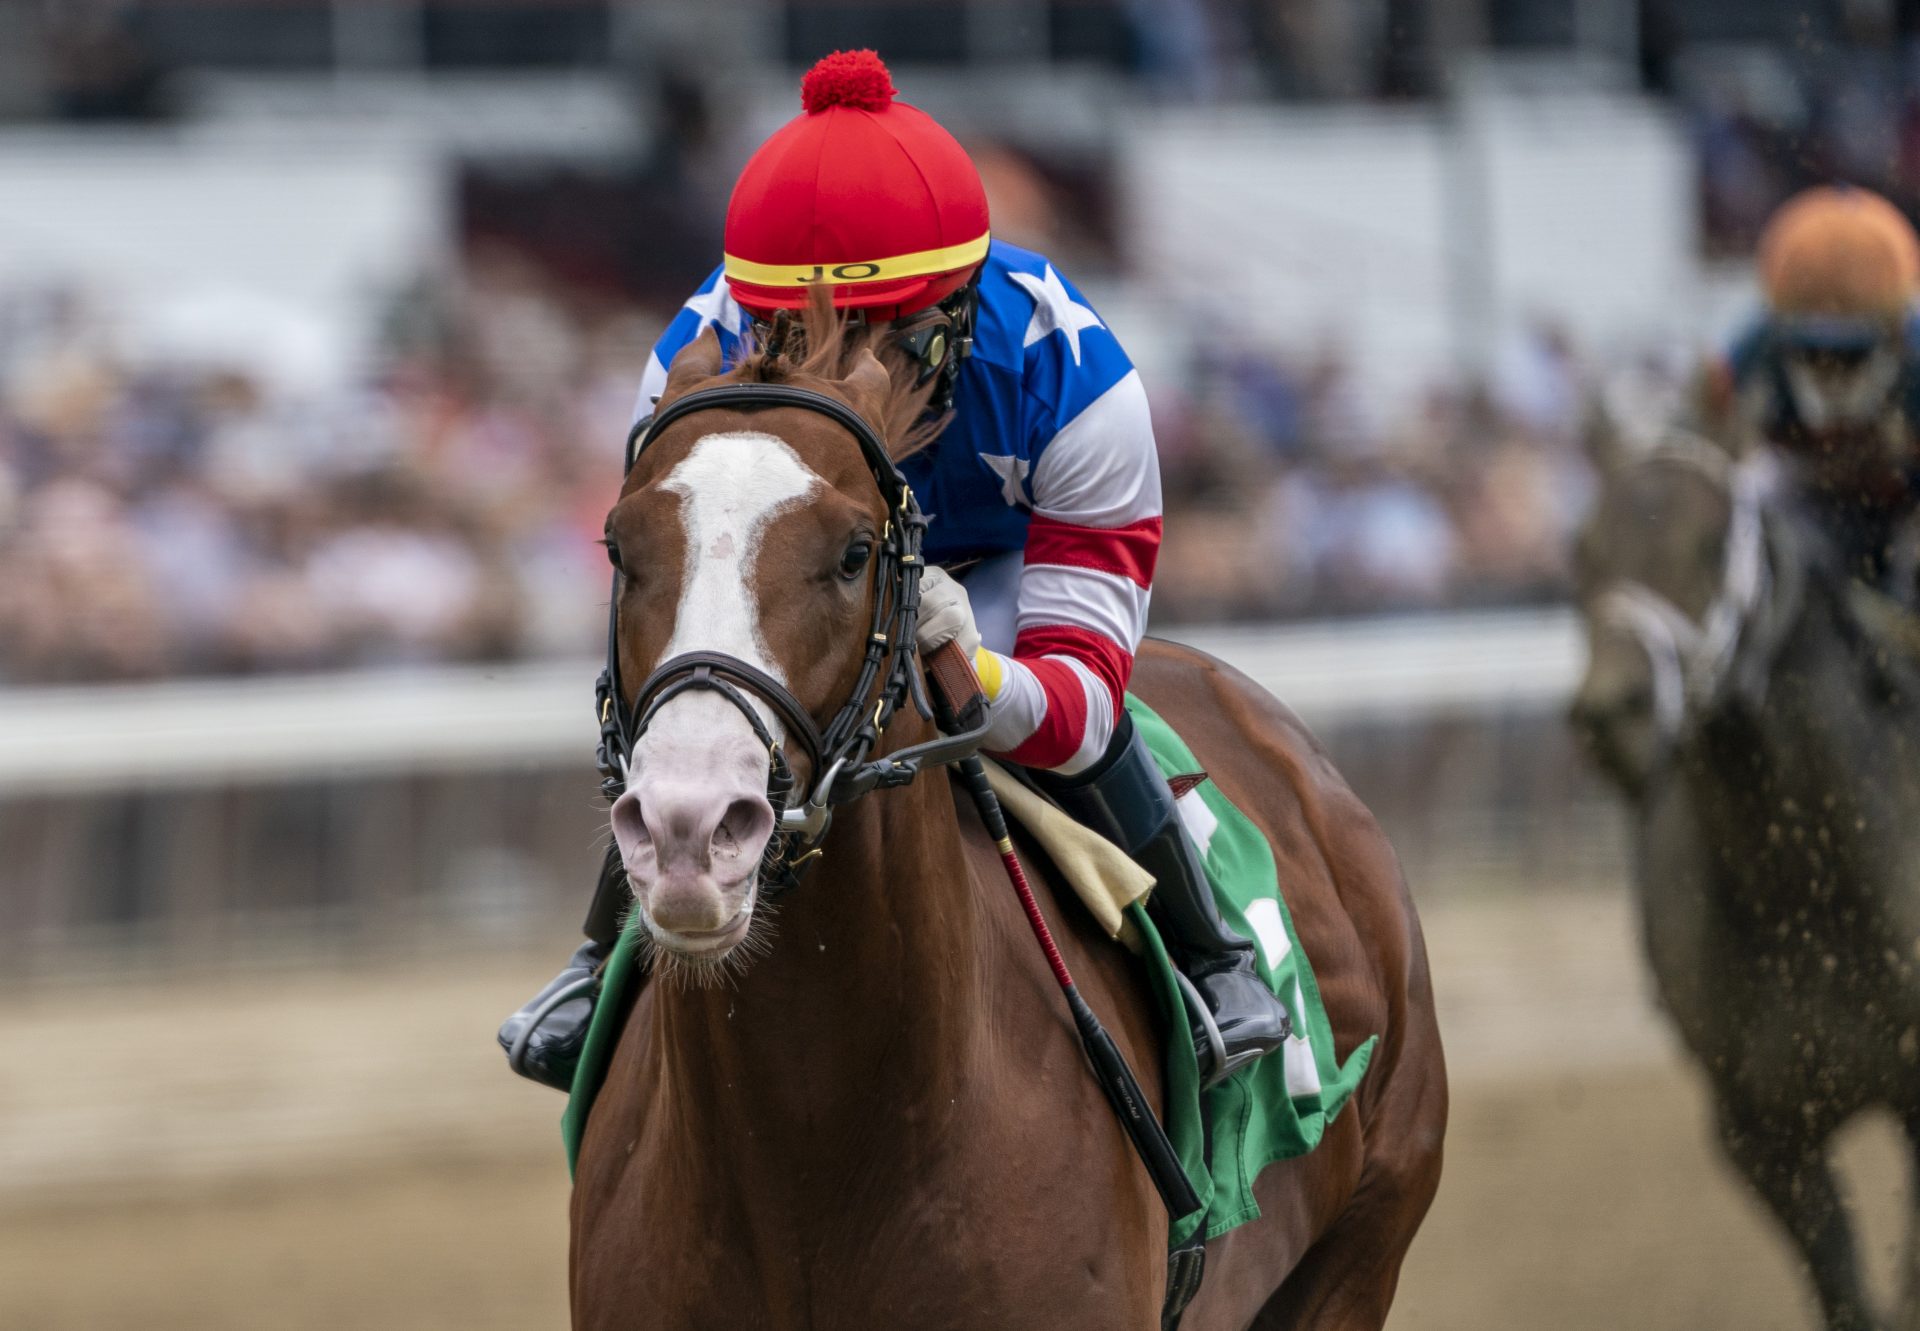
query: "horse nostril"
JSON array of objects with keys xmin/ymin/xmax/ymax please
[
  {"xmin": 714, "ymin": 796, "xmax": 774, "ymax": 860},
  {"xmin": 611, "ymin": 793, "xmax": 652, "ymax": 855}
]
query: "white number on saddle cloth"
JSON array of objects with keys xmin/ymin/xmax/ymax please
[{"xmin": 1242, "ymin": 897, "xmax": 1291, "ymax": 972}]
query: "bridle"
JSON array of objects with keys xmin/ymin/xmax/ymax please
[
  {"xmin": 1591, "ymin": 434, "xmax": 1777, "ymax": 746},
  {"xmin": 593, "ymin": 381, "xmax": 991, "ymax": 896}
]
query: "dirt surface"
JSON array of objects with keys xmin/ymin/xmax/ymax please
[{"xmin": 2, "ymin": 890, "xmax": 1910, "ymax": 1330}]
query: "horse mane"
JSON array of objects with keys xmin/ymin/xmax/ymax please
[{"xmin": 724, "ymin": 289, "xmax": 945, "ymax": 461}]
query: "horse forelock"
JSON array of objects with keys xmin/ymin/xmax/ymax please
[{"xmin": 722, "ymin": 293, "xmax": 943, "ymax": 462}]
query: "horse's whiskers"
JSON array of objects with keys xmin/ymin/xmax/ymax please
[
  {"xmin": 733, "ymin": 897, "xmax": 780, "ymax": 969},
  {"xmin": 635, "ymin": 881, "xmax": 779, "ymax": 991}
]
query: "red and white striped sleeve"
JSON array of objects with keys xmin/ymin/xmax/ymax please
[{"xmin": 975, "ymin": 369, "xmax": 1161, "ymax": 775}]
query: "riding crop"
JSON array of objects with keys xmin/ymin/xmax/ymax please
[{"xmin": 925, "ymin": 642, "xmax": 1204, "ymax": 1223}]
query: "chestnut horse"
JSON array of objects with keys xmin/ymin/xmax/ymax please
[{"xmin": 571, "ymin": 323, "xmax": 1446, "ymax": 1330}]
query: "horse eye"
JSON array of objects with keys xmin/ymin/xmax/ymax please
[
  {"xmin": 839, "ymin": 540, "xmax": 874, "ymax": 579},
  {"xmin": 604, "ymin": 522, "xmax": 625, "ymax": 574}
]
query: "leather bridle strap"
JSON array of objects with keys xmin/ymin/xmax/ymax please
[
  {"xmin": 623, "ymin": 381, "xmax": 908, "ymax": 492},
  {"xmin": 634, "ymin": 652, "xmax": 827, "ymax": 778}
]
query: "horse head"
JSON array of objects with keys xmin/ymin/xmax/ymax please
[
  {"xmin": 601, "ymin": 312, "xmax": 936, "ymax": 973},
  {"xmin": 1568, "ymin": 430, "xmax": 1778, "ymax": 795}
]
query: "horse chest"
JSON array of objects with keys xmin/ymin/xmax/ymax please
[
  {"xmin": 574, "ymin": 1133, "xmax": 1154, "ymax": 1331},
  {"xmin": 571, "ymin": 1004, "xmax": 1163, "ymax": 1330}
]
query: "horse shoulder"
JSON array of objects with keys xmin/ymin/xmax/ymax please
[
  {"xmin": 1130, "ymin": 639, "xmax": 1442, "ymax": 1133},
  {"xmin": 942, "ymin": 778, "xmax": 1167, "ymax": 1316}
]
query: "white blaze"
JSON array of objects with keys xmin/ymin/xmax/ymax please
[{"xmin": 656, "ymin": 430, "xmax": 819, "ymax": 700}]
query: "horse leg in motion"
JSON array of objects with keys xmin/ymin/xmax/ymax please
[
  {"xmin": 1894, "ymin": 1108, "xmax": 1920, "ymax": 1331},
  {"xmin": 1718, "ymin": 1101, "xmax": 1875, "ymax": 1331},
  {"xmin": 1245, "ymin": 1146, "xmax": 1440, "ymax": 1329}
]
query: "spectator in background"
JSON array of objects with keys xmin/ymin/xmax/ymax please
[{"xmin": 0, "ymin": 479, "xmax": 169, "ymax": 679}]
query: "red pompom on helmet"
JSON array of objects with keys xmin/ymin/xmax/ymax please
[{"xmin": 723, "ymin": 49, "xmax": 990, "ymax": 318}]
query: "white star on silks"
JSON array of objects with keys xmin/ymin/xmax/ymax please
[
  {"xmin": 1008, "ymin": 264, "xmax": 1104, "ymax": 366},
  {"xmin": 980, "ymin": 452, "xmax": 1031, "ymax": 507},
  {"xmin": 683, "ymin": 282, "xmax": 739, "ymax": 334}
]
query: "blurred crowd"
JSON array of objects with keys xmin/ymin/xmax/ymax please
[
  {"xmin": 0, "ymin": 258, "xmax": 642, "ymax": 684},
  {"xmin": 1694, "ymin": 45, "xmax": 1920, "ymax": 255},
  {"xmin": 0, "ymin": 260, "xmax": 1606, "ymax": 685},
  {"xmin": 0, "ymin": 2, "xmax": 1889, "ymax": 682},
  {"xmin": 1150, "ymin": 321, "xmax": 1595, "ymax": 622}
]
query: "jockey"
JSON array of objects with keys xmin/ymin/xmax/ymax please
[
  {"xmin": 501, "ymin": 49, "xmax": 1291, "ymax": 1091},
  {"xmin": 1715, "ymin": 184, "xmax": 1920, "ymax": 586}
]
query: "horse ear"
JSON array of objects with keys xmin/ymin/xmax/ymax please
[
  {"xmin": 659, "ymin": 328, "xmax": 725, "ymax": 406},
  {"xmin": 842, "ymin": 347, "xmax": 894, "ymax": 428}
]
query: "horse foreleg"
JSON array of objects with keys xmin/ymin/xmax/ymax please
[
  {"xmin": 1889, "ymin": 1109, "xmax": 1920, "ymax": 1331},
  {"xmin": 1718, "ymin": 1104, "xmax": 1879, "ymax": 1331},
  {"xmin": 1243, "ymin": 1179, "xmax": 1427, "ymax": 1331},
  {"xmin": 1246, "ymin": 1111, "xmax": 1445, "ymax": 1330}
]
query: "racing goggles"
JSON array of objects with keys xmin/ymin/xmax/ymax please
[
  {"xmin": 749, "ymin": 278, "xmax": 978, "ymax": 415},
  {"xmin": 1776, "ymin": 316, "xmax": 1906, "ymax": 431}
]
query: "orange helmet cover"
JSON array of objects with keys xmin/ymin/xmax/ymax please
[{"xmin": 1758, "ymin": 185, "xmax": 1920, "ymax": 322}]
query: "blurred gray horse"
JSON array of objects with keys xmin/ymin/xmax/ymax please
[{"xmin": 1572, "ymin": 426, "xmax": 1920, "ymax": 1331}]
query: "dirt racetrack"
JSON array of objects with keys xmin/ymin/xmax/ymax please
[{"xmin": 1, "ymin": 890, "xmax": 1909, "ymax": 1330}]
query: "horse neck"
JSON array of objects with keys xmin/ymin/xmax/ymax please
[
  {"xmin": 1684, "ymin": 562, "xmax": 1918, "ymax": 922},
  {"xmin": 643, "ymin": 727, "xmax": 988, "ymax": 1133}
]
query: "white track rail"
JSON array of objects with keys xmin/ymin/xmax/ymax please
[{"xmin": 0, "ymin": 608, "xmax": 1582, "ymax": 795}]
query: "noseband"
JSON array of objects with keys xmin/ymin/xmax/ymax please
[
  {"xmin": 1592, "ymin": 435, "xmax": 1776, "ymax": 745},
  {"xmin": 593, "ymin": 381, "xmax": 990, "ymax": 896}
]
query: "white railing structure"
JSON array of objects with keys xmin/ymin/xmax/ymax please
[
  {"xmin": 0, "ymin": 608, "xmax": 1583, "ymax": 796},
  {"xmin": 0, "ymin": 606, "xmax": 1616, "ymax": 957}
]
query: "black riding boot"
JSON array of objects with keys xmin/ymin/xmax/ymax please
[
  {"xmin": 497, "ymin": 847, "xmax": 627, "ymax": 1092},
  {"xmin": 1038, "ymin": 715, "xmax": 1292, "ymax": 1087}
]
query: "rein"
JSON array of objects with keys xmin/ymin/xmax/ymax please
[
  {"xmin": 594, "ymin": 381, "xmax": 991, "ymax": 894},
  {"xmin": 1594, "ymin": 436, "xmax": 1776, "ymax": 746}
]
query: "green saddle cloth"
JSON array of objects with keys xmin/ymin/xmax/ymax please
[
  {"xmin": 560, "ymin": 696, "xmax": 1374, "ymax": 1249},
  {"xmin": 1122, "ymin": 696, "xmax": 1375, "ymax": 1245}
]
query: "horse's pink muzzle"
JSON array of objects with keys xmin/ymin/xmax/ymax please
[{"xmin": 612, "ymin": 757, "xmax": 776, "ymax": 957}]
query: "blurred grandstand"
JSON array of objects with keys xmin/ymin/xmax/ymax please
[{"xmin": 0, "ymin": 256, "xmax": 1607, "ymax": 682}]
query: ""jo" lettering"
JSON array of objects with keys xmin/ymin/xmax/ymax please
[{"xmin": 796, "ymin": 262, "xmax": 885, "ymax": 283}]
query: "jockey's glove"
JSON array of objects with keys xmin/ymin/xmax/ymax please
[{"xmin": 916, "ymin": 565, "xmax": 984, "ymax": 665}]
